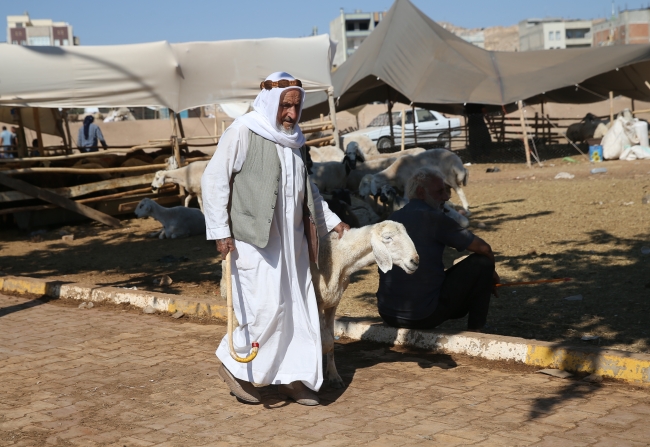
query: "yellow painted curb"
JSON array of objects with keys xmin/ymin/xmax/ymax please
[{"xmin": 526, "ymin": 344, "xmax": 650, "ymax": 383}]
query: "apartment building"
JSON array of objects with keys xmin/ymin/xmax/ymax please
[
  {"xmin": 593, "ymin": 8, "xmax": 650, "ymax": 46},
  {"xmin": 330, "ymin": 9, "xmax": 386, "ymax": 67},
  {"xmin": 7, "ymin": 13, "xmax": 77, "ymax": 46},
  {"xmin": 519, "ymin": 18, "xmax": 592, "ymax": 51}
]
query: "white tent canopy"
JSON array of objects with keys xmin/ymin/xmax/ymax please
[{"xmin": 0, "ymin": 35, "xmax": 334, "ymax": 112}]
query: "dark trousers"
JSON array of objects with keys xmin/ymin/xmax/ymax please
[{"xmin": 380, "ymin": 254, "xmax": 494, "ymax": 330}]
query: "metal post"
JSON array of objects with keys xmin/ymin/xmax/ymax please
[
  {"xmin": 400, "ymin": 109, "xmax": 406, "ymax": 151},
  {"xmin": 327, "ymin": 86, "xmax": 340, "ymax": 147},
  {"xmin": 387, "ymin": 100, "xmax": 394, "ymax": 147},
  {"xmin": 609, "ymin": 91, "xmax": 614, "ymax": 123},
  {"xmin": 412, "ymin": 105, "xmax": 418, "ymax": 147}
]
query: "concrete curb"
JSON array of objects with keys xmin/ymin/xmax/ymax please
[
  {"xmin": 3, "ymin": 275, "xmax": 649, "ymax": 384},
  {"xmin": 0, "ymin": 275, "xmax": 227, "ymax": 319}
]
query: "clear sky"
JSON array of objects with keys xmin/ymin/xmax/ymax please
[{"xmin": 7, "ymin": 0, "xmax": 650, "ymax": 45}]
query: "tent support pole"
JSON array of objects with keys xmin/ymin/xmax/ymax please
[
  {"xmin": 14, "ymin": 108, "xmax": 28, "ymax": 159},
  {"xmin": 51, "ymin": 108, "xmax": 68, "ymax": 151},
  {"xmin": 169, "ymin": 110, "xmax": 185, "ymax": 196},
  {"xmin": 327, "ymin": 87, "xmax": 340, "ymax": 147},
  {"xmin": 387, "ymin": 100, "xmax": 394, "ymax": 147},
  {"xmin": 32, "ymin": 108, "xmax": 44, "ymax": 152},
  {"xmin": 213, "ymin": 104, "xmax": 218, "ymax": 139},
  {"xmin": 63, "ymin": 109, "xmax": 73, "ymax": 153},
  {"xmin": 400, "ymin": 108, "xmax": 406, "ymax": 151},
  {"xmin": 609, "ymin": 91, "xmax": 614, "ymax": 123},
  {"xmin": 518, "ymin": 101, "xmax": 532, "ymax": 169},
  {"xmin": 631, "ymin": 98, "xmax": 635, "ymax": 113},
  {"xmin": 412, "ymin": 105, "xmax": 418, "ymax": 147},
  {"xmin": 176, "ymin": 112, "xmax": 186, "ymax": 139}
]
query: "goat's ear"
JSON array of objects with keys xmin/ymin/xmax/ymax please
[{"xmin": 370, "ymin": 230, "xmax": 393, "ymax": 273}]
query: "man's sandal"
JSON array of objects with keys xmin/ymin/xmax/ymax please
[
  {"xmin": 218, "ymin": 364, "xmax": 261, "ymax": 404},
  {"xmin": 278, "ymin": 381, "xmax": 319, "ymax": 406}
]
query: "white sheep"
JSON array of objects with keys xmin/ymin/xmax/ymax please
[
  {"xmin": 134, "ymin": 198, "xmax": 206, "ymax": 239},
  {"xmin": 309, "ymin": 143, "xmax": 365, "ymax": 192},
  {"xmin": 308, "ymin": 145, "xmax": 345, "ymax": 163},
  {"xmin": 361, "ymin": 149, "xmax": 470, "ymax": 214},
  {"xmin": 151, "ymin": 160, "xmax": 208, "ymax": 211},
  {"xmin": 312, "ymin": 220, "xmax": 419, "ymax": 388},
  {"xmin": 342, "ymin": 134, "xmax": 380, "ymax": 157},
  {"xmin": 347, "ymin": 148, "xmax": 426, "ymax": 191},
  {"xmin": 364, "ymin": 147, "xmax": 425, "ymax": 161},
  {"xmin": 379, "ymin": 185, "xmax": 469, "ymax": 228}
]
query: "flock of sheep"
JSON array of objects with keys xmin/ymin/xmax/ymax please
[{"xmin": 135, "ymin": 136, "xmax": 472, "ymax": 240}]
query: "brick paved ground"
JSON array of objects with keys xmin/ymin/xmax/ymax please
[{"xmin": 1, "ymin": 293, "xmax": 649, "ymax": 447}]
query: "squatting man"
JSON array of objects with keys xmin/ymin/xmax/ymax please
[
  {"xmin": 201, "ymin": 72, "xmax": 349, "ymax": 406},
  {"xmin": 377, "ymin": 167, "xmax": 499, "ymax": 332}
]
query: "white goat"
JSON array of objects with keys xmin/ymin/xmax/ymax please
[
  {"xmin": 134, "ymin": 198, "xmax": 205, "ymax": 239},
  {"xmin": 379, "ymin": 185, "xmax": 470, "ymax": 228},
  {"xmin": 151, "ymin": 160, "xmax": 208, "ymax": 211},
  {"xmin": 310, "ymin": 143, "xmax": 365, "ymax": 192},
  {"xmin": 361, "ymin": 149, "xmax": 470, "ymax": 214},
  {"xmin": 311, "ymin": 221, "xmax": 419, "ymax": 388}
]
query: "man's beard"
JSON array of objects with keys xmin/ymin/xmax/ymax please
[{"xmin": 277, "ymin": 121, "xmax": 295, "ymax": 135}]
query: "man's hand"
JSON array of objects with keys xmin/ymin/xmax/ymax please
[
  {"xmin": 492, "ymin": 270, "xmax": 500, "ymax": 298},
  {"xmin": 331, "ymin": 222, "xmax": 350, "ymax": 239},
  {"xmin": 216, "ymin": 237, "xmax": 235, "ymax": 257}
]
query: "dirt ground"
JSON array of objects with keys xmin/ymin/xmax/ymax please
[{"xmin": 1, "ymin": 157, "xmax": 649, "ymax": 353}]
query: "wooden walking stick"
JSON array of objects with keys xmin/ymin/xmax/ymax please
[{"xmin": 225, "ymin": 251, "xmax": 259, "ymax": 363}]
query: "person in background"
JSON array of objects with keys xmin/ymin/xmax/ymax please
[
  {"xmin": 0, "ymin": 126, "xmax": 12, "ymax": 158},
  {"xmin": 77, "ymin": 116, "xmax": 108, "ymax": 152}
]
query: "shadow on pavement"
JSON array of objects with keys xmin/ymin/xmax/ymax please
[{"xmin": 0, "ymin": 295, "xmax": 55, "ymax": 318}]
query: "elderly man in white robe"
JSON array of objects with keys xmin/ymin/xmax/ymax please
[{"xmin": 201, "ymin": 72, "xmax": 349, "ymax": 406}]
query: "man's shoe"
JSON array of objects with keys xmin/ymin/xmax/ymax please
[
  {"xmin": 218, "ymin": 364, "xmax": 261, "ymax": 404},
  {"xmin": 278, "ymin": 381, "xmax": 320, "ymax": 406}
]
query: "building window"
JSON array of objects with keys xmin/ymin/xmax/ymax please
[
  {"xmin": 549, "ymin": 31, "xmax": 554, "ymax": 41},
  {"xmin": 346, "ymin": 19, "xmax": 370, "ymax": 32},
  {"xmin": 566, "ymin": 28, "xmax": 589, "ymax": 39},
  {"xmin": 556, "ymin": 30, "xmax": 561, "ymax": 40},
  {"xmin": 15, "ymin": 23, "xmax": 23, "ymax": 28},
  {"xmin": 28, "ymin": 36, "xmax": 52, "ymax": 46}
]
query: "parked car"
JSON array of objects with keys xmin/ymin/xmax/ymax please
[{"xmin": 344, "ymin": 108, "xmax": 461, "ymax": 151}]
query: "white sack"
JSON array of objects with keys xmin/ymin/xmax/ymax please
[
  {"xmin": 602, "ymin": 115, "xmax": 639, "ymax": 160},
  {"xmin": 620, "ymin": 145, "xmax": 650, "ymax": 160}
]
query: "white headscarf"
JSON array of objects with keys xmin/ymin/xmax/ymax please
[{"xmin": 237, "ymin": 72, "xmax": 306, "ymax": 149}]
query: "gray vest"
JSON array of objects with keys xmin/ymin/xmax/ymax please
[{"xmin": 230, "ymin": 130, "xmax": 317, "ymax": 249}]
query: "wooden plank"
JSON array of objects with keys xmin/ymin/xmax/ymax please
[
  {"xmin": 0, "ymin": 173, "xmax": 156, "ymax": 203},
  {"xmin": 0, "ymin": 173, "xmax": 121, "ymax": 227},
  {"xmin": 305, "ymin": 135, "xmax": 334, "ymax": 146}
]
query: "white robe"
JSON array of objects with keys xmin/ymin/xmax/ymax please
[{"xmin": 201, "ymin": 122, "xmax": 341, "ymax": 391}]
